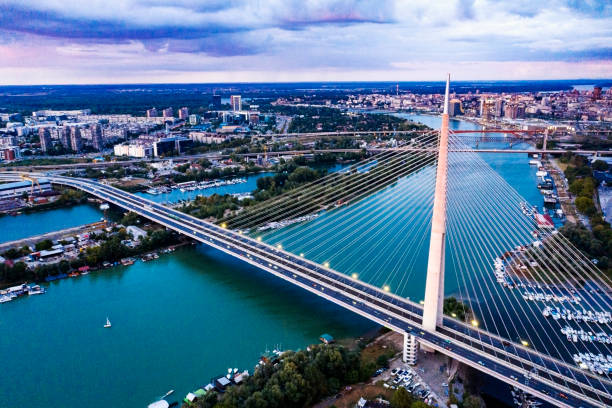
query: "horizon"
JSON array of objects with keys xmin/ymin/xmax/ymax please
[{"xmin": 1, "ymin": 78, "xmax": 611, "ymax": 88}]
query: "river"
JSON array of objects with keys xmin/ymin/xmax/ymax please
[{"xmin": 0, "ymin": 115, "xmax": 549, "ymax": 407}]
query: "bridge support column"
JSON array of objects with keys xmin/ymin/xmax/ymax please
[
  {"xmin": 403, "ymin": 333, "xmax": 418, "ymax": 365},
  {"xmin": 422, "ymin": 74, "xmax": 450, "ymax": 334}
]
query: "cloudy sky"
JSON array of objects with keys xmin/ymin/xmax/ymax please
[{"xmin": 1, "ymin": 0, "xmax": 611, "ymax": 84}]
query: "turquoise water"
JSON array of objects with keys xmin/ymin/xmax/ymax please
[
  {"xmin": 0, "ymin": 116, "xmax": 552, "ymax": 407},
  {"xmin": 0, "ymin": 247, "xmax": 372, "ymax": 408},
  {"xmin": 0, "ymin": 204, "xmax": 103, "ymax": 243}
]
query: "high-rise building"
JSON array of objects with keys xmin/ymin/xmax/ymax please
[
  {"xmin": 39, "ymin": 127, "xmax": 52, "ymax": 152},
  {"xmin": 230, "ymin": 95, "xmax": 242, "ymax": 112},
  {"xmin": 494, "ymin": 99, "xmax": 504, "ymax": 118},
  {"xmin": 146, "ymin": 108, "xmax": 158, "ymax": 118},
  {"xmin": 91, "ymin": 123, "xmax": 104, "ymax": 151},
  {"xmin": 178, "ymin": 107, "xmax": 189, "ymax": 120},
  {"xmin": 448, "ymin": 99, "xmax": 463, "ymax": 117},
  {"xmin": 188, "ymin": 114, "xmax": 200, "ymax": 126},
  {"xmin": 162, "ymin": 107, "xmax": 173, "ymax": 118},
  {"xmin": 70, "ymin": 127, "xmax": 82, "ymax": 152},
  {"xmin": 593, "ymin": 86, "xmax": 602, "ymax": 100},
  {"xmin": 60, "ymin": 127, "xmax": 71, "ymax": 149},
  {"xmin": 212, "ymin": 95, "xmax": 222, "ymax": 108}
]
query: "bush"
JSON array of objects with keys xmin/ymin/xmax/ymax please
[
  {"xmin": 35, "ymin": 239, "xmax": 53, "ymax": 251},
  {"xmin": 391, "ymin": 387, "xmax": 413, "ymax": 408}
]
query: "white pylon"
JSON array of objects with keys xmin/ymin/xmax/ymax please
[{"xmin": 422, "ymin": 74, "xmax": 451, "ymax": 332}]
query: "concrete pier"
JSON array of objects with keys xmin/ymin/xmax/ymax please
[{"xmin": 403, "ymin": 332, "xmax": 419, "ymax": 365}]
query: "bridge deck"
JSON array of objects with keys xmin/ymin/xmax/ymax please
[{"xmin": 1, "ymin": 172, "xmax": 610, "ymax": 407}]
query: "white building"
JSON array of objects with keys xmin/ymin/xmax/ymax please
[
  {"xmin": 189, "ymin": 131, "xmax": 227, "ymax": 144},
  {"xmin": 126, "ymin": 225, "xmax": 147, "ymax": 241},
  {"xmin": 114, "ymin": 143, "xmax": 153, "ymax": 158}
]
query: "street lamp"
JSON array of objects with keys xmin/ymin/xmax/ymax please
[{"xmin": 471, "ymin": 319, "xmax": 479, "ymax": 327}]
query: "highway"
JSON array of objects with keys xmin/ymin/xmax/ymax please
[{"xmin": 1, "ymin": 172, "xmax": 611, "ymax": 407}]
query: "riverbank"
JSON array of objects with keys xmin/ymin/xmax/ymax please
[{"xmin": 0, "ymin": 220, "xmax": 190, "ymax": 290}]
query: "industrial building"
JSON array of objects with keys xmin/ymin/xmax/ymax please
[{"xmin": 0, "ymin": 178, "xmax": 53, "ymax": 200}]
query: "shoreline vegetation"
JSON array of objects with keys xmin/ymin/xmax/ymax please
[
  {"xmin": 181, "ymin": 299, "xmax": 473, "ymax": 408},
  {"xmin": 0, "ymin": 215, "xmax": 188, "ymax": 288},
  {"xmin": 558, "ymin": 153, "xmax": 612, "ymax": 278}
]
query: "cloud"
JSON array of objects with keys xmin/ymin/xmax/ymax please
[{"xmin": 0, "ymin": 0, "xmax": 611, "ymax": 83}]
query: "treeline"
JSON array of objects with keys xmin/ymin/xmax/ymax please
[
  {"xmin": 180, "ymin": 153, "xmax": 365, "ymax": 222},
  {"xmin": 559, "ymin": 154, "xmax": 612, "ymax": 276},
  {"xmin": 186, "ymin": 344, "xmax": 390, "ymax": 408},
  {"xmin": 0, "ymin": 228, "xmax": 181, "ymax": 285},
  {"xmin": 281, "ymin": 106, "xmax": 427, "ymax": 133},
  {"xmin": 225, "ymin": 150, "xmax": 434, "ymax": 230}
]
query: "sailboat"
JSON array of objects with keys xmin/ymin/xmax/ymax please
[{"xmin": 104, "ymin": 317, "xmax": 112, "ymax": 328}]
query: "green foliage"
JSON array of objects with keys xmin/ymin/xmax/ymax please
[
  {"xmin": 1, "ymin": 227, "xmax": 180, "ymax": 285},
  {"xmin": 575, "ymin": 196, "xmax": 596, "ymax": 216},
  {"xmin": 391, "ymin": 387, "xmax": 414, "ymax": 408},
  {"xmin": 181, "ymin": 194, "xmax": 240, "ymax": 220},
  {"xmin": 593, "ymin": 160, "xmax": 610, "ymax": 171},
  {"xmin": 190, "ymin": 344, "xmax": 367, "ymax": 408},
  {"xmin": 2, "ymin": 247, "xmax": 29, "ymax": 260},
  {"xmin": 376, "ymin": 354, "xmax": 390, "ymax": 368},
  {"xmin": 443, "ymin": 297, "xmax": 471, "ymax": 320},
  {"xmin": 462, "ymin": 394, "xmax": 486, "ymax": 408},
  {"xmin": 270, "ymin": 105, "xmax": 426, "ymax": 133},
  {"xmin": 559, "ymin": 153, "xmax": 612, "ymax": 277},
  {"xmin": 34, "ymin": 239, "xmax": 53, "ymax": 251},
  {"xmin": 410, "ymin": 402, "xmax": 429, "ymax": 408},
  {"xmin": 121, "ymin": 211, "xmax": 141, "ymax": 226}
]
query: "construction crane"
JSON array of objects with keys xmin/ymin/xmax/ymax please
[{"xmin": 20, "ymin": 174, "xmax": 41, "ymax": 196}]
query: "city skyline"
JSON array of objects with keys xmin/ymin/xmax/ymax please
[{"xmin": 1, "ymin": 0, "xmax": 612, "ymax": 84}]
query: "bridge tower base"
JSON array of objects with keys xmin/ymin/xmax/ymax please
[{"xmin": 403, "ymin": 333, "xmax": 418, "ymax": 365}]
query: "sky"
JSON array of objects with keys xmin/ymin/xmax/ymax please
[{"xmin": 0, "ymin": 0, "xmax": 611, "ymax": 84}]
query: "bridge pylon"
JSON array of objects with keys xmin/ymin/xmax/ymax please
[{"xmin": 422, "ymin": 74, "xmax": 450, "ymax": 333}]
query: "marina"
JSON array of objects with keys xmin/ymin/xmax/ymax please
[
  {"xmin": 573, "ymin": 353, "xmax": 612, "ymax": 375},
  {"xmin": 542, "ymin": 306, "xmax": 612, "ymax": 324},
  {"xmin": 0, "ymin": 283, "xmax": 45, "ymax": 303},
  {"xmin": 561, "ymin": 326, "xmax": 612, "ymax": 344}
]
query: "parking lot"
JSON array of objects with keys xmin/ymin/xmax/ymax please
[{"xmin": 375, "ymin": 352, "xmax": 449, "ymax": 408}]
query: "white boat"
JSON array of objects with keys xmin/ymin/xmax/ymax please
[
  {"xmin": 529, "ymin": 160, "xmax": 539, "ymax": 165},
  {"xmin": 104, "ymin": 317, "xmax": 112, "ymax": 328}
]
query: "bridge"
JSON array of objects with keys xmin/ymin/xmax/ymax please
[{"xmin": 2, "ymin": 77, "xmax": 612, "ymax": 407}]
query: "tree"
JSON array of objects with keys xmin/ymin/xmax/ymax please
[
  {"xmin": 593, "ymin": 160, "xmax": 609, "ymax": 171},
  {"xmin": 575, "ymin": 196, "xmax": 595, "ymax": 216},
  {"xmin": 410, "ymin": 402, "xmax": 428, "ymax": 408},
  {"xmin": 35, "ymin": 239, "xmax": 53, "ymax": 251},
  {"xmin": 121, "ymin": 211, "xmax": 140, "ymax": 226},
  {"xmin": 376, "ymin": 354, "xmax": 390, "ymax": 368},
  {"xmin": 391, "ymin": 387, "xmax": 413, "ymax": 408},
  {"xmin": 463, "ymin": 394, "xmax": 486, "ymax": 408}
]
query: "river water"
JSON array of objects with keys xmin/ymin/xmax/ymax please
[{"xmin": 0, "ymin": 114, "xmax": 549, "ymax": 408}]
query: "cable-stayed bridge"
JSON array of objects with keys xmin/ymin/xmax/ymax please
[{"xmin": 2, "ymin": 80, "xmax": 612, "ymax": 407}]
